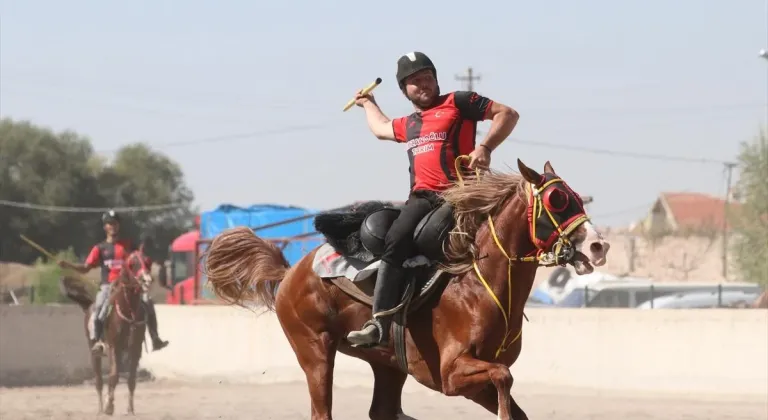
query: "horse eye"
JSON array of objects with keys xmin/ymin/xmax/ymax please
[{"xmin": 544, "ymin": 188, "xmax": 569, "ymax": 212}]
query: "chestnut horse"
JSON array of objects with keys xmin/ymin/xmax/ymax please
[
  {"xmin": 62, "ymin": 250, "xmax": 152, "ymax": 416},
  {"xmin": 203, "ymin": 158, "xmax": 610, "ymax": 420}
]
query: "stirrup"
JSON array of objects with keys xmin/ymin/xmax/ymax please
[
  {"xmin": 347, "ymin": 319, "xmax": 386, "ymax": 348},
  {"xmin": 91, "ymin": 341, "xmax": 105, "ymax": 355}
]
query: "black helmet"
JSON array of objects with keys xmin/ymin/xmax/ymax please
[
  {"xmin": 396, "ymin": 51, "xmax": 437, "ymax": 88},
  {"xmin": 102, "ymin": 209, "xmax": 120, "ymax": 224}
]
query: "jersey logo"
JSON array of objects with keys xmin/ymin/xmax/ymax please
[{"xmin": 103, "ymin": 259, "xmax": 123, "ymax": 269}]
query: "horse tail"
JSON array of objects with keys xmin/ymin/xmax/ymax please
[
  {"xmin": 59, "ymin": 275, "xmax": 94, "ymax": 312},
  {"xmin": 202, "ymin": 226, "xmax": 290, "ymax": 311}
]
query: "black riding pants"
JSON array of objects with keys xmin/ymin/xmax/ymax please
[{"xmin": 381, "ymin": 190, "xmax": 441, "ymax": 266}]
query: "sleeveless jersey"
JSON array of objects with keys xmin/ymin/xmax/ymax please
[{"xmin": 85, "ymin": 239, "xmax": 132, "ymax": 285}]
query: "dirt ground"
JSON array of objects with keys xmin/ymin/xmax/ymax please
[{"xmin": 0, "ymin": 380, "xmax": 766, "ymax": 420}]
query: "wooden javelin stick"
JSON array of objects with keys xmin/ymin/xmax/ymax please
[
  {"xmin": 20, "ymin": 234, "xmax": 95, "ymax": 286},
  {"xmin": 19, "ymin": 234, "xmax": 56, "ymax": 260},
  {"xmin": 342, "ymin": 78, "xmax": 383, "ymax": 112}
]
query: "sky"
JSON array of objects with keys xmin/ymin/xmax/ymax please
[{"xmin": 1, "ymin": 0, "xmax": 766, "ymax": 227}]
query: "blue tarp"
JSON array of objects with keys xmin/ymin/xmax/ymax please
[{"xmin": 198, "ymin": 204, "xmax": 325, "ymax": 298}]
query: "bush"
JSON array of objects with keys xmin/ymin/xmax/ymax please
[{"xmin": 31, "ymin": 248, "xmax": 96, "ymax": 304}]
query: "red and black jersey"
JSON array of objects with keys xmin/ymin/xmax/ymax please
[
  {"xmin": 85, "ymin": 239, "xmax": 132, "ymax": 284},
  {"xmin": 391, "ymin": 91, "xmax": 494, "ymax": 192}
]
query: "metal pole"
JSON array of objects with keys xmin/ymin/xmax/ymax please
[{"xmin": 722, "ymin": 162, "xmax": 736, "ymax": 279}]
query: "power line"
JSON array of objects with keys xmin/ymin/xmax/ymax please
[
  {"xmin": 97, "ymin": 123, "xmax": 331, "ymax": 154},
  {"xmin": 591, "ymin": 203, "xmax": 653, "ymax": 218},
  {"xmin": 91, "ymin": 121, "xmax": 734, "ymax": 165},
  {"xmin": 505, "ymin": 137, "xmax": 731, "ymax": 165},
  {"xmin": 0, "ymin": 200, "xmax": 182, "ymax": 213}
]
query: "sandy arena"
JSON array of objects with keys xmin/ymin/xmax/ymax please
[{"xmin": 1, "ymin": 380, "xmax": 766, "ymax": 420}]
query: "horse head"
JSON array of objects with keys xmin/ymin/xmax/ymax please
[
  {"xmin": 441, "ymin": 157, "xmax": 610, "ymax": 276},
  {"xmin": 516, "ymin": 159, "xmax": 609, "ymax": 274},
  {"xmin": 113, "ymin": 249, "xmax": 152, "ymax": 309}
]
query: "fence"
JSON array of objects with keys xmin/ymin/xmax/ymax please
[{"xmin": 561, "ymin": 283, "xmax": 765, "ymax": 308}]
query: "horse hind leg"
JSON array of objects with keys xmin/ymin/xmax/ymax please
[
  {"xmin": 368, "ymin": 363, "xmax": 413, "ymax": 420},
  {"xmin": 284, "ymin": 326, "xmax": 338, "ymax": 420},
  {"xmin": 87, "ymin": 313, "xmax": 104, "ymax": 413},
  {"xmin": 276, "ymin": 285, "xmax": 340, "ymax": 420},
  {"xmin": 442, "ymin": 354, "xmax": 527, "ymax": 420}
]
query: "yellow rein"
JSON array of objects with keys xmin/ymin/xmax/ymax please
[{"xmin": 452, "ymin": 155, "xmax": 585, "ymax": 359}]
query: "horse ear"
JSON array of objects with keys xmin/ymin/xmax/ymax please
[
  {"xmin": 517, "ymin": 158, "xmax": 542, "ymax": 185},
  {"xmin": 544, "ymin": 161, "xmax": 556, "ymax": 174}
]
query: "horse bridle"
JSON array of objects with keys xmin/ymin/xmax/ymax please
[
  {"xmin": 526, "ymin": 176, "xmax": 590, "ymax": 267},
  {"xmin": 124, "ymin": 250, "xmax": 152, "ymax": 292},
  {"xmin": 112, "ymin": 250, "xmax": 152, "ymax": 326}
]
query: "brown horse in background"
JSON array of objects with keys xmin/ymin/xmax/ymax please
[
  {"xmin": 204, "ymin": 159, "xmax": 610, "ymax": 420},
  {"xmin": 62, "ymin": 250, "xmax": 151, "ymax": 416}
]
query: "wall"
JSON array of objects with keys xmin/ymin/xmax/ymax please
[
  {"xmin": 2, "ymin": 305, "xmax": 766, "ymax": 397},
  {"xmin": 0, "ymin": 305, "xmax": 92, "ymax": 387}
]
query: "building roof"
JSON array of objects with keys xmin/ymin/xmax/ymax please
[{"xmin": 658, "ymin": 192, "xmax": 738, "ymax": 231}]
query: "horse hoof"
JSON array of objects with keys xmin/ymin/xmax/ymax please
[{"xmin": 105, "ymin": 404, "xmax": 114, "ymax": 416}]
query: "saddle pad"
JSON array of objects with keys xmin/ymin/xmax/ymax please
[{"xmin": 312, "ymin": 243, "xmax": 381, "ymax": 283}]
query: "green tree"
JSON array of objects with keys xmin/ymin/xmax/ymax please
[
  {"xmin": 0, "ymin": 118, "xmax": 196, "ymax": 265},
  {"xmin": 0, "ymin": 118, "xmax": 104, "ymax": 263},
  {"xmin": 95, "ymin": 143, "xmax": 197, "ymax": 261},
  {"xmin": 730, "ymin": 132, "xmax": 768, "ymax": 285}
]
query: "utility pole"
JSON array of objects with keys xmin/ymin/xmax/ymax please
[
  {"xmin": 722, "ymin": 161, "xmax": 737, "ymax": 279},
  {"xmin": 455, "ymin": 67, "xmax": 481, "ymax": 91}
]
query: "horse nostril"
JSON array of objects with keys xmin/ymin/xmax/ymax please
[{"xmin": 590, "ymin": 242, "xmax": 603, "ymax": 254}]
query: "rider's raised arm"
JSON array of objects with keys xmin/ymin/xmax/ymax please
[
  {"xmin": 455, "ymin": 91, "xmax": 519, "ymax": 151},
  {"xmin": 361, "ymin": 101, "xmax": 398, "ymax": 141}
]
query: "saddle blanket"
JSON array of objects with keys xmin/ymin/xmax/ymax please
[
  {"xmin": 312, "ymin": 244, "xmax": 434, "ymax": 283},
  {"xmin": 312, "ymin": 243, "xmax": 381, "ymax": 282}
]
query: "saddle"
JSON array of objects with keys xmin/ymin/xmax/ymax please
[{"xmin": 312, "ymin": 200, "xmax": 456, "ymax": 371}]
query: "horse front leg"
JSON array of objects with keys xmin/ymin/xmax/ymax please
[
  {"xmin": 368, "ymin": 363, "xmax": 411, "ymax": 420},
  {"xmin": 105, "ymin": 345, "xmax": 121, "ymax": 416},
  {"xmin": 441, "ymin": 354, "xmax": 527, "ymax": 420},
  {"xmin": 466, "ymin": 384, "xmax": 528, "ymax": 420},
  {"xmin": 91, "ymin": 348, "xmax": 104, "ymax": 413},
  {"xmin": 126, "ymin": 333, "xmax": 142, "ymax": 415}
]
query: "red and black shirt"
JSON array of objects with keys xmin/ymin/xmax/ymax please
[
  {"xmin": 391, "ymin": 91, "xmax": 494, "ymax": 192},
  {"xmin": 85, "ymin": 239, "xmax": 132, "ymax": 285}
]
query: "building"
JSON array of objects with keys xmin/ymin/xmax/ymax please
[{"xmin": 636, "ymin": 192, "xmax": 737, "ymax": 236}]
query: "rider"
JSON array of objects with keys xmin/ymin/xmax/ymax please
[
  {"xmin": 59, "ymin": 209, "xmax": 131, "ymax": 354},
  {"xmin": 346, "ymin": 51, "xmax": 520, "ymax": 347},
  {"xmin": 125, "ymin": 232, "xmax": 169, "ymax": 352}
]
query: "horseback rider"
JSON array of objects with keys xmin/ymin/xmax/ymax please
[
  {"xmin": 125, "ymin": 232, "xmax": 169, "ymax": 352},
  {"xmin": 346, "ymin": 51, "xmax": 520, "ymax": 347},
  {"xmin": 59, "ymin": 210, "xmax": 131, "ymax": 354}
]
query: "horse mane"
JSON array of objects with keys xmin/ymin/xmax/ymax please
[{"xmin": 439, "ymin": 169, "xmax": 528, "ymax": 274}]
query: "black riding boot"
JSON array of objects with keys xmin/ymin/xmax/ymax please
[
  {"xmin": 91, "ymin": 318, "xmax": 106, "ymax": 355},
  {"xmin": 92, "ymin": 318, "xmax": 104, "ymax": 342},
  {"xmin": 346, "ymin": 261, "xmax": 405, "ymax": 347},
  {"xmin": 145, "ymin": 301, "xmax": 169, "ymax": 351}
]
